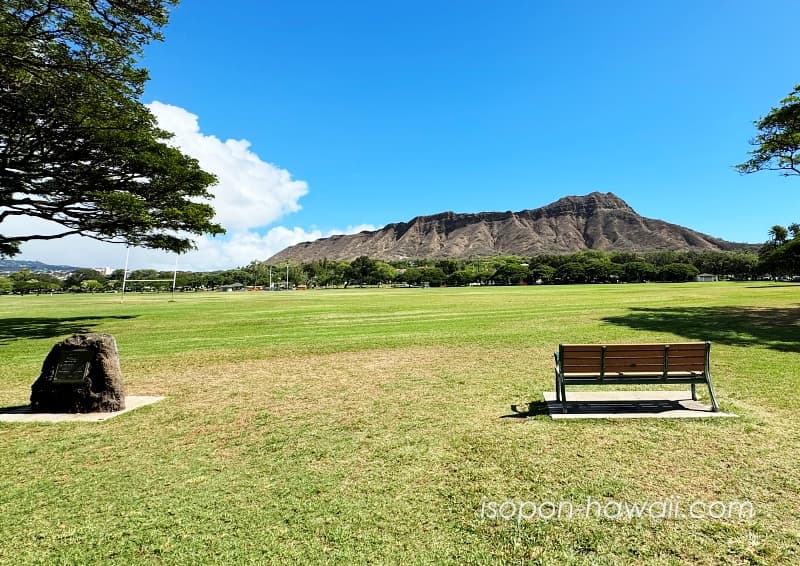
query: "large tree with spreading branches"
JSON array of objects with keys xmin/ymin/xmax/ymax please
[
  {"xmin": 0, "ymin": 0, "xmax": 224, "ymax": 257},
  {"xmin": 737, "ymin": 84, "xmax": 800, "ymax": 178},
  {"xmin": 737, "ymin": 84, "xmax": 800, "ymax": 276}
]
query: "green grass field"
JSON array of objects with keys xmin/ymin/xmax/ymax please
[{"xmin": 1, "ymin": 283, "xmax": 799, "ymax": 564}]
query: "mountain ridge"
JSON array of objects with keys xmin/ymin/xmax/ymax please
[
  {"xmin": 268, "ymin": 192, "xmax": 754, "ymax": 263},
  {"xmin": 0, "ymin": 259, "xmax": 82, "ymax": 273}
]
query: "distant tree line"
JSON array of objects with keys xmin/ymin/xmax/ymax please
[
  {"xmin": 3, "ymin": 248, "xmax": 791, "ymax": 294},
  {"xmin": 758, "ymin": 224, "xmax": 800, "ymax": 279}
]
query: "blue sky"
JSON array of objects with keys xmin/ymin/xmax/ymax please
[{"xmin": 14, "ymin": 0, "xmax": 800, "ymax": 269}]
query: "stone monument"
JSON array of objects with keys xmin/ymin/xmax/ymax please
[{"xmin": 30, "ymin": 333, "xmax": 126, "ymax": 413}]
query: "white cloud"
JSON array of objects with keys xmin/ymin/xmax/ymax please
[
  {"xmin": 147, "ymin": 101, "xmax": 308, "ymax": 230},
  {"xmin": 7, "ymin": 223, "xmax": 377, "ymax": 271},
  {"xmin": 4, "ymin": 102, "xmax": 370, "ymax": 271}
]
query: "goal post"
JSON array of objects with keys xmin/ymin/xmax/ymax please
[{"xmin": 121, "ymin": 247, "xmax": 179, "ymax": 300}]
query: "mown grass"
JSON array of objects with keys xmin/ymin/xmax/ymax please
[{"xmin": 0, "ymin": 282, "xmax": 799, "ymax": 564}]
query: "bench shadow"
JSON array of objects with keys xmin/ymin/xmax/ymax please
[
  {"xmin": 602, "ymin": 306, "xmax": 800, "ymax": 353},
  {"xmin": 552, "ymin": 399, "xmax": 690, "ymax": 415},
  {"xmin": 0, "ymin": 405, "xmax": 31, "ymax": 414},
  {"xmin": 500, "ymin": 400, "xmax": 550, "ymax": 419},
  {"xmin": 0, "ymin": 316, "xmax": 138, "ymax": 345}
]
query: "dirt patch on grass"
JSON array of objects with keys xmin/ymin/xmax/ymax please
[{"xmin": 132, "ymin": 344, "xmax": 544, "ymax": 419}]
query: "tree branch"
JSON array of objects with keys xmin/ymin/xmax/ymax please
[{"xmin": 3, "ymin": 229, "xmax": 81, "ymax": 243}]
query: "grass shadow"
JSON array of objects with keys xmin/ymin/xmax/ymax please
[
  {"xmin": 602, "ymin": 306, "xmax": 800, "ymax": 352},
  {"xmin": 0, "ymin": 316, "xmax": 138, "ymax": 345}
]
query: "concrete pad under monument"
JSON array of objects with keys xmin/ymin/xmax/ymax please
[
  {"xmin": 543, "ymin": 391, "xmax": 737, "ymax": 420},
  {"xmin": 0, "ymin": 396, "xmax": 165, "ymax": 423}
]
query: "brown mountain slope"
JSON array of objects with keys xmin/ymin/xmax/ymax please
[{"xmin": 267, "ymin": 192, "xmax": 752, "ymax": 262}]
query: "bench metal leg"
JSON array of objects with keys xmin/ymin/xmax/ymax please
[
  {"xmin": 691, "ymin": 383, "xmax": 697, "ymax": 401},
  {"xmin": 555, "ymin": 372, "xmax": 561, "ymax": 402},
  {"xmin": 706, "ymin": 378, "xmax": 720, "ymax": 412},
  {"xmin": 555, "ymin": 373, "xmax": 567, "ymax": 413}
]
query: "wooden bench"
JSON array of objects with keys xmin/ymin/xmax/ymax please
[{"xmin": 554, "ymin": 342, "xmax": 720, "ymax": 413}]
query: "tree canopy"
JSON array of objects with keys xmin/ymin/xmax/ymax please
[
  {"xmin": 758, "ymin": 223, "xmax": 800, "ymax": 278},
  {"xmin": 736, "ymin": 84, "xmax": 800, "ymax": 177},
  {"xmin": 0, "ymin": 0, "xmax": 224, "ymax": 257}
]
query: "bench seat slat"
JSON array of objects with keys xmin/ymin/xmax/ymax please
[
  {"xmin": 664, "ymin": 356, "xmax": 707, "ymax": 363},
  {"xmin": 563, "ymin": 371, "xmax": 705, "ymax": 378},
  {"xmin": 604, "ymin": 352, "xmax": 667, "ymax": 359},
  {"xmin": 598, "ymin": 363, "xmax": 664, "ymax": 373},
  {"xmin": 666, "ymin": 362, "xmax": 706, "ymax": 371},
  {"xmin": 603, "ymin": 355, "xmax": 666, "ymax": 363},
  {"xmin": 562, "ymin": 344, "xmax": 707, "ymax": 353},
  {"xmin": 562, "ymin": 361, "xmax": 707, "ymax": 371},
  {"xmin": 562, "ymin": 343, "xmax": 706, "ymax": 350},
  {"xmin": 559, "ymin": 351, "xmax": 604, "ymax": 359}
]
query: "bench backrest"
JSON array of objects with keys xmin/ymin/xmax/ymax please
[{"xmin": 559, "ymin": 342, "xmax": 709, "ymax": 375}]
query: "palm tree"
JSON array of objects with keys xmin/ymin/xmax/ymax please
[{"xmin": 769, "ymin": 225, "xmax": 789, "ymax": 245}]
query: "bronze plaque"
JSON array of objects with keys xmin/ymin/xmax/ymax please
[{"xmin": 53, "ymin": 349, "xmax": 92, "ymax": 383}]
